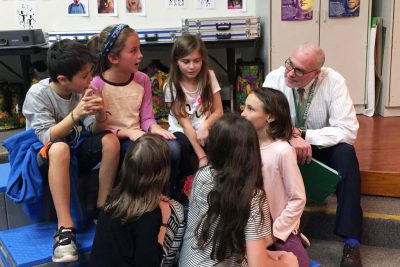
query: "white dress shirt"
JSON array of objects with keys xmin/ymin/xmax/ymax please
[{"xmin": 263, "ymin": 66, "xmax": 359, "ymax": 147}]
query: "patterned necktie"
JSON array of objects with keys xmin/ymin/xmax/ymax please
[{"xmin": 297, "ymin": 88, "xmax": 306, "ymax": 116}]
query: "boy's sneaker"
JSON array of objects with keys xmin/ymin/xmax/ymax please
[{"xmin": 52, "ymin": 226, "xmax": 78, "ymax": 263}]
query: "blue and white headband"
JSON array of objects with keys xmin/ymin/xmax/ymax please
[{"xmin": 101, "ymin": 24, "xmax": 129, "ymax": 58}]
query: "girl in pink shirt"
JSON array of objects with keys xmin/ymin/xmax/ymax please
[
  {"xmin": 87, "ymin": 24, "xmax": 180, "ymax": 193},
  {"xmin": 242, "ymin": 88, "xmax": 310, "ymax": 267},
  {"xmin": 87, "ymin": 24, "xmax": 174, "ymax": 143}
]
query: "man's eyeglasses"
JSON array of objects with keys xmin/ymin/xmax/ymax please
[{"xmin": 285, "ymin": 58, "xmax": 320, "ymax": 77}]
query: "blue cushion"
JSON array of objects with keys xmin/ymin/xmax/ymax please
[
  {"xmin": 0, "ymin": 163, "xmax": 10, "ymax": 193},
  {"xmin": 0, "ymin": 222, "xmax": 95, "ymax": 267}
]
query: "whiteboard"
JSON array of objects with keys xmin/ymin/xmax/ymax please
[{"xmin": 0, "ymin": 0, "xmax": 257, "ymax": 32}]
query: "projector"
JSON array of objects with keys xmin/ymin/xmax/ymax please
[{"xmin": 0, "ymin": 29, "xmax": 46, "ymax": 47}]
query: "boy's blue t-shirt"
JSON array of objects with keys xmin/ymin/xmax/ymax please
[{"xmin": 68, "ymin": 3, "xmax": 85, "ymax": 14}]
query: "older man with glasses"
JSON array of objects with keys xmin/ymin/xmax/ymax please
[{"xmin": 263, "ymin": 43, "xmax": 363, "ymax": 267}]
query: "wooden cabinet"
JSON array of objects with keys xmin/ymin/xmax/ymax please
[
  {"xmin": 268, "ymin": 0, "xmax": 371, "ymax": 107},
  {"xmin": 373, "ymin": 0, "xmax": 400, "ymax": 116}
]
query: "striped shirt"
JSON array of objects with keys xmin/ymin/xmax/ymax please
[
  {"xmin": 162, "ymin": 199, "xmax": 186, "ymax": 266},
  {"xmin": 179, "ymin": 166, "xmax": 271, "ymax": 267}
]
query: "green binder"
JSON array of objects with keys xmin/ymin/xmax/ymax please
[{"xmin": 299, "ymin": 158, "xmax": 341, "ymax": 203}]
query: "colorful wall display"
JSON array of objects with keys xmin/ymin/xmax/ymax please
[
  {"xmin": 329, "ymin": 0, "xmax": 360, "ymax": 17},
  {"xmin": 281, "ymin": 0, "xmax": 313, "ymax": 21}
]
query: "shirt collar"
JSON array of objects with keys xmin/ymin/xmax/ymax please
[{"xmin": 297, "ymin": 78, "xmax": 317, "ymax": 95}]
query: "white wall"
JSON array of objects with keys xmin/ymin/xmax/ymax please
[
  {"xmin": 0, "ymin": 1, "xmax": 261, "ymax": 84},
  {"xmin": 0, "ymin": 0, "xmax": 257, "ymax": 32}
]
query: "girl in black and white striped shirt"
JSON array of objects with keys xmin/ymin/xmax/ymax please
[{"xmin": 179, "ymin": 114, "xmax": 298, "ymax": 267}]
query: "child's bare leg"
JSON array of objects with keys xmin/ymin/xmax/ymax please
[
  {"xmin": 97, "ymin": 133, "xmax": 120, "ymax": 207},
  {"xmin": 47, "ymin": 142, "xmax": 73, "ymax": 228}
]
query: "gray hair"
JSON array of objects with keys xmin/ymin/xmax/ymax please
[{"xmin": 296, "ymin": 43, "xmax": 325, "ymax": 68}]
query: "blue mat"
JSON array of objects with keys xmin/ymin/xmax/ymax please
[
  {"xmin": 0, "ymin": 251, "xmax": 11, "ymax": 267},
  {"xmin": 0, "ymin": 163, "xmax": 10, "ymax": 193},
  {"xmin": 0, "ymin": 222, "xmax": 95, "ymax": 267}
]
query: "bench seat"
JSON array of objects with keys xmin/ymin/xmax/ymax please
[{"xmin": 0, "ymin": 222, "xmax": 95, "ymax": 267}]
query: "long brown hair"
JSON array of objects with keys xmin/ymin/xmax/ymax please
[
  {"xmin": 104, "ymin": 134, "xmax": 170, "ymax": 222},
  {"xmin": 168, "ymin": 34, "xmax": 213, "ymax": 117},
  {"xmin": 196, "ymin": 113, "xmax": 266, "ymax": 262},
  {"xmin": 87, "ymin": 24, "xmax": 136, "ymax": 76}
]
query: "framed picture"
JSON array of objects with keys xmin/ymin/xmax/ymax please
[
  {"xmin": 66, "ymin": 0, "xmax": 89, "ymax": 16},
  {"xmin": 227, "ymin": 0, "xmax": 246, "ymax": 11},
  {"xmin": 281, "ymin": 0, "xmax": 313, "ymax": 21},
  {"xmin": 329, "ymin": 0, "xmax": 360, "ymax": 17},
  {"xmin": 126, "ymin": 0, "xmax": 146, "ymax": 16},
  {"xmin": 97, "ymin": 0, "xmax": 118, "ymax": 16},
  {"xmin": 15, "ymin": 1, "xmax": 38, "ymax": 29}
]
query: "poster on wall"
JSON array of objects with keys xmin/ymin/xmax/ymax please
[
  {"xmin": 165, "ymin": 0, "xmax": 185, "ymax": 8},
  {"xmin": 195, "ymin": 0, "xmax": 215, "ymax": 9},
  {"xmin": 97, "ymin": 0, "xmax": 118, "ymax": 16},
  {"xmin": 329, "ymin": 0, "xmax": 360, "ymax": 17},
  {"xmin": 227, "ymin": 0, "xmax": 246, "ymax": 11},
  {"xmin": 281, "ymin": 0, "xmax": 313, "ymax": 21},
  {"xmin": 66, "ymin": 0, "xmax": 89, "ymax": 16},
  {"xmin": 15, "ymin": 1, "xmax": 38, "ymax": 29},
  {"xmin": 126, "ymin": 0, "xmax": 146, "ymax": 16}
]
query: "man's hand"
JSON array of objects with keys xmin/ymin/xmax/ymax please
[{"xmin": 289, "ymin": 134, "xmax": 312, "ymax": 165}]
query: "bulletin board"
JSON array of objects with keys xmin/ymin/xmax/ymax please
[{"xmin": 0, "ymin": 0, "xmax": 256, "ymax": 32}]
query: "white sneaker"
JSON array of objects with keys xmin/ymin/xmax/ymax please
[{"xmin": 52, "ymin": 226, "xmax": 78, "ymax": 263}]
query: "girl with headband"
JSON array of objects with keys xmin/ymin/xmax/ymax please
[{"xmin": 87, "ymin": 24, "xmax": 184, "ymax": 265}]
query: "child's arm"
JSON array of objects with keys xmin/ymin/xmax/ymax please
[
  {"xmin": 273, "ymin": 147, "xmax": 307, "ymax": 242},
  {"xmin": 157, "ymin": 196, "xmax": 170, "ymax": 244},
  {"xmin": 89, "ymin": 109, "xmax": 107, "ymax": 134},
  {"xmin": 82, "ymin": 89, "xmax": 108, "ymax": 134},
  {"xmin": 22, "ymin": 89, "xmax": 57, "ymax": 144},
  {"xmin": 246, "ymin": 238, "xmax": 298, "ymax": 267},
  {"xmin": 246, "ymin": 192, "xmax": 297, "ymax": 267},
  {"xmin": 197, "ymin": 91, "xmax": 223, "ymax": 146},
  {"xmin": 137, "ymin": 72, "xmax": 157, "ymax": 132},
  {"xmin": 179, "ymin": 116, "xmax": 208, "ymax": 167},
  {"xmin": 197, "ymin": 70, "xmax": 223, "ymax": 146},
  {"xmin": 139, "ymin": 72, "xmax": 175, "ymax": 139},
  {"xmin": 50, "ymin": 89, "xmax": 95, "ymax": 140}
]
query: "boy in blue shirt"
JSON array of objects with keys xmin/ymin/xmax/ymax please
[{"xmin": 68, "ymin": 0, "xmax": 86, "ymax": 14}]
